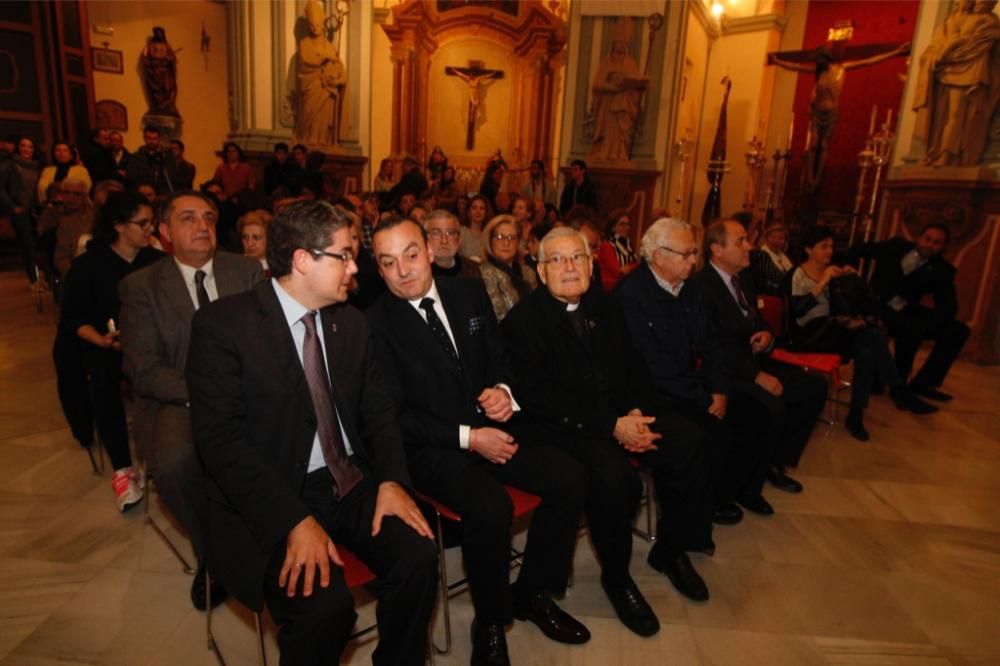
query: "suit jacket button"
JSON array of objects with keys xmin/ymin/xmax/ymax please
[{"xmin": 562, "ymin": 417, "xmax": 569, "ymax": 424}]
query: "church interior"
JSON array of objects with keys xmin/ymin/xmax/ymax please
[{"xmin": 1, "ymin": 0, "xmax": 999, "ymax": 664}]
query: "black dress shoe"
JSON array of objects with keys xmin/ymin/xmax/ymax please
[
  {"xmin": 737, "ymin": 493, "xmax": 774, "ymax": 516},
  {"xmin": 471, "ymin": 620, "xmax": 510, "ymax": 666},
  {"xmin": 767, "ymin": 466, "xmax": 803, "ymax": 494},
  {"xmin": 514, "ymin": 591, "xmax": 590, "ymax": 644},
  {"xmin": 846, "ymin": 407, "xmax": 870, "ymax": 442},
  {"xmin": 601, "ymin": 578, "xmax": 660, "ymax": 637},
  {"xmin": 909, "ymin": 383, "xmax": 954, "ymax": 402},
  {"xmin": 687, "ymin": 541, "xmax": 716, "ymax": 557},
  {"xmin": 648, "ymin": 551, "xmax": 709, "ymax": 602},
  {"xmin": 191, "ymin": 566, "xmax": 228, "ymax": 612},
  {"xmin": 712, "ymin": 502, "xmax": 743, "ymax": 525},
  {"xmin": 890, "ymin": 387, "xmax": 939, "ymax": 415}
]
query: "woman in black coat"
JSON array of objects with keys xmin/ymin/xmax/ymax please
[{"xmin": 59, "ymin": 191, "xmax": 164, "ymax": 512}]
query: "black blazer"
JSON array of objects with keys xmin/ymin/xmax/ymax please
[
  {"xmin": 691, "ymin": 263, "xmax": 770, "ymax": 382},
  {"xmin": 186, "ymin": 280, "xmax": 410, "ymax": 610},
  {"xmin": 614, "ymin": 261, "xmax": 728, "ymax": 407},
  {"xmin": 366, "ymin": 277, "xmax": 514, "ymax": 450},
  {"xmin": 849, "ymin": 237, "xmax": 959, "ymax": 319},
  {"xmin": 501, "ymin": 286, "xmax": 658, "ymax": 445}
]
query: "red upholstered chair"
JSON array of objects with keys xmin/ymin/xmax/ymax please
[
  {"xmin": 415, "ymin": 485, "xmax": 541, "ymax": 655},
  {"xmin": 758, "ymin": 294, "xmax": 848, "ymax": 423},
  {"xmin": 206, "ymin": 546, "xmax": 378, "ymax": 666}
]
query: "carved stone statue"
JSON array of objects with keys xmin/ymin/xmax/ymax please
[
  {"xmin": 588, "ymin": 17, "xmax": 648, "ymax": 162},
  {"xmin": 913, "ymin": 0, "xmax": 1000, "ymax": 167},
  {"xmin": 294, "ymin": 0, "xmax": 348, "ymax": 147},
  {"xmin": 141, "ymin": 27, "xmax": 179, "ymax": 118}
]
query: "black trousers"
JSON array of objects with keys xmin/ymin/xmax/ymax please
[
  {"xmin": 83, "ymin": 346, "xmax": 132, "ymax": 470},
  {"xmin": 52, "ymin": 326, "xmax": 93, "ymax": 448},
  {"xmin": 407, "ymin": 443, "xmax": 587, "ymax": 625},
  {"xmin": 733, "ymin": 361, "xmax": 827, "ymax": 468},
  {"xmin": 885, "ymin": 305, "xmax": 970, "ymax": 388},
  {"xmin": 262, "ymin": 472, "xmax": 438, "ymax": 666},
  {"xmin": 557, "ymin": 408, "xmax": 714, "ymax": 587}
]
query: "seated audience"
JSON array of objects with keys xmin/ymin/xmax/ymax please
[
  {"xmin": 263, "ymin": 142, "xmax": 294, "ymax": 194},
  {"xmin": 558, "ymin": 159, "xmax": 598, "ymax": 216},
  {"xmin": 789, "ymin": 225, "xmax": 937, "ymax": 441},
  {"xmin": 523, "ymin": 222, "xmax": 551, "ymax": 275},
  {"xmin": 37, "ymin": 178, "xmax": 94, "ymax": 278},
  {"xmin": 213, "ymin": 141, "xmax": 255, "ymax": 202},
  {"xmin": 479, "ymin": 214, "xmax": 537, "ymax": 321},
  {"xmin": 341, "ymin": 208, "xmax": 385, "ymax": 311},
  {"xmin": 238, "ymin": 209, "xmax": 272, "ymax": 273},
  {"xmin": 519, "ymin": 159, "xmax": 557, "ymax": 207},
  {"xmin": 692, "ymin": 219, "xmax": 827, "ymax": 489},
  {"xmin": 409, "ymin": 202, "xmax": 427, "ymax": 225},
  {"xmin": 60, "ymin": 191, "xmax": 164, "ymax": 511},
  {"xmin": 93, "ymin": 179, "xmax": 125, "ymax": 208},
  {"xmin": 126, "ymin": 126, "xmax": 179, "ymax": 194},
  {"xmin": 597, "ymin": 210, "xmax": 638, "ymax": 292},
  {"xmin": 849, "ymin": 223, "xmax": 969, "ymax": 401},
  {"xmin": 169, "ymin": 140, "xmax": 196, "ymax": 190},
  {"xmin": 494, "ymin": 190, "xmax": 512, "ymax": 215},
  {"xmin": 1, "ymin": 135, "xmax": 41, "ymax": 283},
  {"xmin": 110, "ymin": 131, "xmax": 130, "ymax": 179},
  {"xmin": 79, "ymin": 128, "xmax": 116, "ymax": 185},
  {"xmin": 119, "ymin": 190, "xmax": 262, "ymax": 610},
  {"xmin": 459, "ymin": 194, "xmax": 492, "ymax": 260},
  {"xmin": 186, "ymin": 201, "xmax": 437, "ymax": 665},
  {"xmin": 430, "ymin": 166, "xmax": 462, "ymax": 212},
  {"xmin": 368, "ymin": 218, "xmax": 590, "ymax": 663},
  {"xmin": 750, "ymin": 222, "xmax": 793, "ymax": 297},
  {"xmin": 373, "ymin": 157, "xmax": 396, "ymax": 192},
  {"xmin": 384, "ymin": 156, "xmax": 428, "ymax": 210},
  {"xmin": 426, "ymin": 145, "xmax": 448, "ymax": 183},
  {"xmin": 424, "ymin": 209, "xmax": 481, "ymax": 279},
  {"xmin": 37, "ymin": 142, "xmax": 92, "ymax": 205},
  {"xmin": 479, "ymin": 160, "xmax": 506, "ymax": 204},
  {"xmin": 503, "ymin": 227, "xmax": 718, "ymax": 634},
  {"xmin": 134, "ymin": 179, "xmax": 158, "ymax": 205}
]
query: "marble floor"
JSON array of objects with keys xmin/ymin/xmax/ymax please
[{"xmin": 1, "ymin": 268, "xmax": 999, "ymax": 665}]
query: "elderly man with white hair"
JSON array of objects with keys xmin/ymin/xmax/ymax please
[
  {"xmin": 615, "ymin": 217, "xmax": 777, "ymax": 524},
  {"xmin": 501, "ymin": 226, "xmax": 718, "ymax": 636}
]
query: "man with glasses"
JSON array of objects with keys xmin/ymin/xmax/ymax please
[
  {"xmin": 186, "ymin": 202, "xmax": 437, "ymax": 665},
  {"xmin": 615, "ymin": 217, "xmax": 772, "ymax": 528},
  {"xmin": 424, "ymin": 209, "xmax": 481, "ymax": 279},
  {"xmin": 119, "ymin": 190, "xmax": 262, "ymax": 611},
  {"xmin": 367, "ymin": 217, "xmax": 589, "ymax": 665},
  {"xmin": 502, "ymin": 227, "xmax": 717, "ymax": 637}
]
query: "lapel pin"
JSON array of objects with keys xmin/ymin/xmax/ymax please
[
  {"xmin": 331, "ymin": 323, "xmax": 338, "ymax": 333},
  {"xmin": 588, "ymin": 320, "xmax": 596, "ymax": 329}
]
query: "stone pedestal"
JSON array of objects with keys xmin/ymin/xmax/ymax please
[{"xmin": 880, "ymin": 176, "xmax": 1000, "ymax": 364}]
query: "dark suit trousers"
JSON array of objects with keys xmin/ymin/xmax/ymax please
[
  {"xmin": 408, "ymin": 444, "xmax": 586, "ymax": 625},
  {"xmin": 52, "ymin": 326, "xmax": 93, "ymax": 448},
  {"xmin": 733, "ymin": 362, "xmax": 826, "ymax": 468},
  {"xmin": 262, "ymin": 472, "xmax": 438, "ymax": 666},
  {"xmin": 151, "ymin": 405, "xmax": 209, "ymax": 560},
  {"xmin": 885, "ymin": 305, "xmax": 970, "ymax": 387},
  {"xmin": 560, "ymin": 410, "xmax": 713, "ymax": 587}
]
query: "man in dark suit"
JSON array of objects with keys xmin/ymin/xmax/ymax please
[
  {"xmin": 692, "ymin": 219, "xmax": 827, "ymax": 500},
  {"xmin": 119, "ymin": 190, "xmax": 262, "ymax": 609},
  {"xmin": 186, "ymin": 201, "xmax": 437, "ymax": 665},
  {"xmin": 502, "ymin": 227, "xmax": 717, "ymax": 637},
  {"xmin": 367, "ymin": 218, "xmax": 589, "ymax": 665},
  {"xmin": 558, "ymin": 159, "xmax": 598, "ymax": 216},
  {"xmin": 849, "ymin": 223, "xmax": 969, "ymax": 401},
  {"xmin": 382, "ymin": 156, "xmax": 429, "ymax": 211},
  {"xmin": 615, "ymin": 217, "xmax": 771, "ymax": 523}
]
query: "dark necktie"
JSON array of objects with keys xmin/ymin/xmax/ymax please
[
  {"xmin": 419, "ymin": 297, "xmax": 461, "ymax": 367},
  {"xmin": 301, "ymin": 311, "xmax": 362, "ymax": 499},
  {"xmin": 730, "ymin": 274, "xmax": 750, "ymax": 313},
  {"xmin": 194, "ymin": 270, "xmax": 211, "ymax": 310}
]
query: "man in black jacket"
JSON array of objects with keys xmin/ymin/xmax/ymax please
[
  {"xmin": 367, "ymin": 218, "xmax": 589, "ymax": 665},
  {"xmin": 382, "ymin": 156, "xmax": 428, "ymax": 211},
  {"xmin": 503, "ymin": 227, "xmax": 717, "ymax": 637},
  {"xmin": 558, "ymin": 159, "xmax": 599, "ymax": 216},
  {"xmin": 849, "ymin": 224, "xmax": 969, "ymax": 401},
  {"xmin": 692, "ymin": 219, "xmax": 827, "ymax": 499},
  {"xmin": 615, "ymin": 218, "xmax": 777, "ymax": 519},
  {"xmin": 186, "ymin": 201, "xmax": 437, "ymax": 665}
]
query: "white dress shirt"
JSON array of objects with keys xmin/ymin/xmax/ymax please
[
  {"xmin": 174, "ymin": 257, "xmax": 218, "ymax": 309},
  {"xmin": 888, "ymin": 249, "xmax": 927, "ymax": 312},
  {"xmin": 651, "ymin": 267, "xmax": 684, "ymax": 297},
  {"xmin": 408, "ymin": 280, "xmax": 518, "ymax": 449},
  {"xmin": 272, "ymin": 279, "xmax": 354, "ymax": 472}
]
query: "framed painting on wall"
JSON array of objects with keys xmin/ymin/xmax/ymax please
[{"xmin": 91, "ymin": 46, "xmax": 123, "ymax": 74}]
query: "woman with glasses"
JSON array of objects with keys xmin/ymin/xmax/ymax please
[
  {"xmin": 479, "ymin": 214, "xmax": 537, "ymax": 320},
  {"xmin": 59, "ymin": 191, "xmax": 165, "ymax": 512}
]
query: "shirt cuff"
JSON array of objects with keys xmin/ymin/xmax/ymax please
[
  {"xmin": 459, "ymin": 425, "xmax": 471, "ymax": 450},
  {"xmin": 495, "ymin": 383, "xmax": 521, "ymax": 412}
]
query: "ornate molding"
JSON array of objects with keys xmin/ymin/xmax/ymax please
[
  {"xmin": 688, "ymin": 0, "xmax": 720, "ymax": 39},
  {"xmin": 721, "ymin": 13, "xmax": 787, "ymax": 36}
]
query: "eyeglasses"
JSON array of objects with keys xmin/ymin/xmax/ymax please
[
  {"xmin": 542, "ymin": 253, "xmax": 590, "ymax": 268},
  {"xmin": 428, "ymin": 228, "xmax": 460, "ymax": 239},
  {"xmin": 492, "ymin": 233, "xmax": 518, "ymax": 243},
  {"xmin": 309, "ymin": 248, "xmax": 355, "ymax": 263},
  {"xmin": 658, "ymin": 246, "xmax": 698, "ymax": 260},
  {"xmin": 129, "ymin": 219, "xmax": 155, "ymax": 230}
]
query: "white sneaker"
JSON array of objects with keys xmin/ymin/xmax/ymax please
[{"xmin": 112, "ymin": 467, "xmax": 144, "ymax": 513}]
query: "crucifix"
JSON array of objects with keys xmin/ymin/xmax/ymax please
[
  {"xmin": 767, "ymin": 21, "xmax": 909, "ymax": 194},
  {"xmin": 445, "ymin": 60, "xmax": 504, "ymax": 150}
]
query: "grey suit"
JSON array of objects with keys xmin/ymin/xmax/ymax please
[{"xmin": 119, "ymin": 251, "xmax": 262, "ymax": 558}]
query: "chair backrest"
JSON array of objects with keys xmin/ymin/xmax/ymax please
[{"xmin": 758, "ymin": 295, "xmax": 786, "ymax": 338}]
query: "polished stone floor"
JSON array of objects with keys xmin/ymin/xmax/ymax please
[{"xmin": 1, "ymin": 269, "xmax": 999, "ymax": 665}]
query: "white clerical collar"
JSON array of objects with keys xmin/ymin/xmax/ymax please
[{"xmin": 565, "ymin": 301, "xmax": 580, "ymax": 312}]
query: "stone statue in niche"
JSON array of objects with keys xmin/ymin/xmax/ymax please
[
  {"xmin": 913, "ymin": 0, "xmax": 1000, "ymax": 167},
  {"xmin": 294, "ymin": 0, "xmax": 348, "ymax": 147},
  {"xmin": 588, "ymin": 17, "xmax": 648, "ymax": 162},
  {"xmin": 141, "ymin": 27, "xmax": 179, "ymax": 118}
]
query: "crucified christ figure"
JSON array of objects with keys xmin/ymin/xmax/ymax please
[
  {"xmin": 769, "ymin": 33, "xmax": 909, "ymax": 192},
  {"xmin": 445, "ymin": 61, "xmax": 504, "ymax": 150}
]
